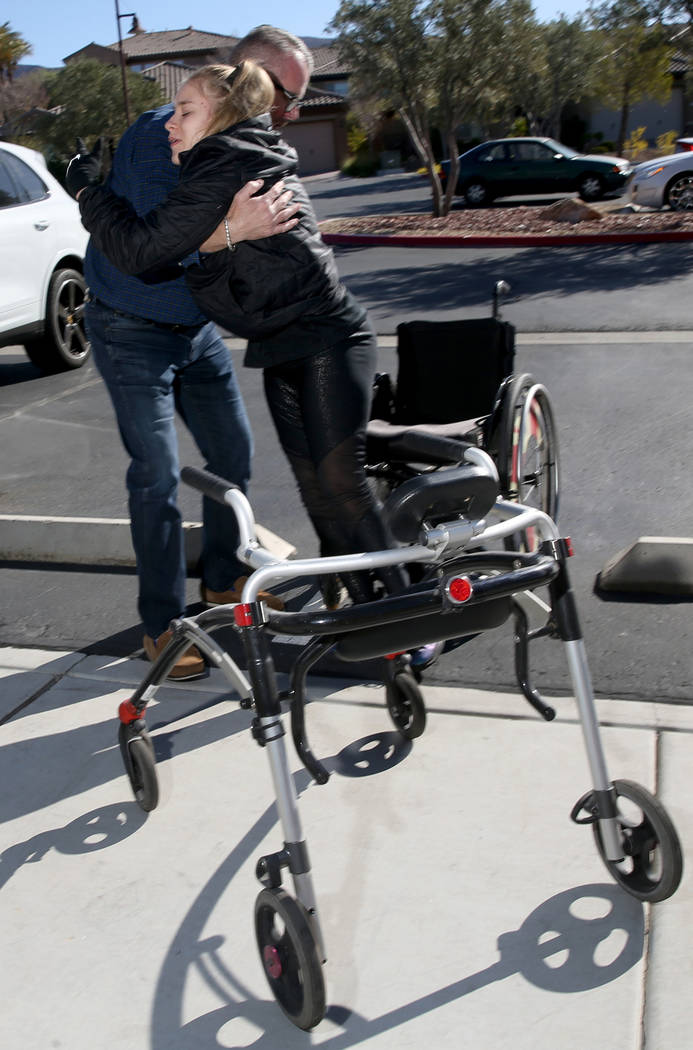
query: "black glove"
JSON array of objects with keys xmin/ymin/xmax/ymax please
[{"xmin": 66, "ymin": 137, "xmax": 103, "ymax": 199}]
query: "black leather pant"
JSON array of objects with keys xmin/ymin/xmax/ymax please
[{"xmin": 263, "ymin": 328, "xmax": 409, "ymax": 602}]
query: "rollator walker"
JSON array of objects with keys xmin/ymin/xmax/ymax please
[
  {"xmin": 114, "ymin": 290, "xmax": 682, "ymax": 1029},
  {"xmin": 115, "ymin": 451, "xmax": 683, "ymax": 1030}
]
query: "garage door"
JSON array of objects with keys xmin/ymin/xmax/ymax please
[{"xmin": 282, "ymin": 121, "xmax": 336, "ymax": 175}]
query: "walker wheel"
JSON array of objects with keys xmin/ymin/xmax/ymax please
[
  {"xmin": 593, "ymin": 779, "xmax": 683, "ymax": 902},
  {"xmin": 385, "ymin": 671, "xmax": 426, "ymax": 739},
  {"xmin": 254, "ymin": 887, "xmax": 325, "ymax": 1030},
  {"xmin": 118, "ymin": 723, "xmax": 159, "ymax": 812}
]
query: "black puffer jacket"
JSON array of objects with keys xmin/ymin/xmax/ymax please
[{"xmin": 78, "ymin": 114, "xmax": 366, "ymax": 366}]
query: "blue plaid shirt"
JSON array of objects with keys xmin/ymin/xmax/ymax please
[{"xmin": 84, "ymin": 105, "xmax": 207, "ymax": 326}]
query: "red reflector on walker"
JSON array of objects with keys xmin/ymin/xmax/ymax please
[
  {"xmin": 566, "ymin": 537, "xmax": 574, "ymax": 557},
  {"xmin": 234, "ymin": 603, "xmax": 254, "ymax": 627},
  {"xmin": 447, "ymin": 576, "xmax": 473, "ymax": 603},
  {"xmin": 118, "ymin": 699, "xmax": 141, "ymax": 724}
]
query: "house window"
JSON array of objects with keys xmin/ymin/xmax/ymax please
[{"xmin": 319, "ymin": 79, "xmax": 349, "ymax": 96}]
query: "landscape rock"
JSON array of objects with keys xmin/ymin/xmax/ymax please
[{"xmin": 538, "ymin": 198, "xmax": 603, "ymax": 224}]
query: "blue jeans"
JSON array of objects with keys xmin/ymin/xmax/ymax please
[{"xmin": 85, "ymin": 300, "xmax": 252, "ymax": 638}]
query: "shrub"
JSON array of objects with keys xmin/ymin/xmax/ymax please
[
  {"xmin": 624, "ymin": 126, "xmax": 648, "ymax": 160},
  {"xmin": 508, "ymin": 116, "xmax": 529, "ymax": 137},
  {"xmin": 341, "ymin": 153, "xmax": 379, "ymax": 177},
  {"xmin": 656, "ymin": 130, "xmax": 678, "ymax": 155}
]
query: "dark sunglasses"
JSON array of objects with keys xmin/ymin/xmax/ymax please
[{"xmin": 266, "ymin": 70, "xmax": 303, "ymax": 111}]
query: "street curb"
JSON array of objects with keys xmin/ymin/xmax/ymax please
[
  {"xmin": 0, "ymin": 515, "xmax": 295, "ymax": 569},
  {"xmin": 322, "ymin": 228, "xmax": 693, "ymax": 249},
  {"xmin": 596, "ymin": 536, "xmax": 693, "ymax": 595}
]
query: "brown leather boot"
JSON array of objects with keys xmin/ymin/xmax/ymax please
[
  {"xmin": 200, "ymin": 578, "xmax": 285, "ymax": 612},
  {"xmin": 143, "ymin": 630, "xmax": 206, "ymax": 680}
]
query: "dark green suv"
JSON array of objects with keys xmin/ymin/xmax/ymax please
[{"xmin": 440, "ymin": 137, "xmax": 633, "ymax": 206}]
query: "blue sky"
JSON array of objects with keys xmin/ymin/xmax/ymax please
[{"xmin": 8, "ymin": 0, "xmax": 591, "ymax": 70}]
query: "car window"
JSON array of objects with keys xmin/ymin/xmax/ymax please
[
  {"xmin": 0, "ymin": 154, "xmax": 22, "ymax": 208},
  {"xmin": 1, "ymin": 150, "xmax": 49, "ymax": 203},
  {"xmin": 514, "ymin": 142, "xmax": 554, "ymax": 162},
  {"xmin": 477, "ymin": 143, "xmax": 507, "ymax": 163}
]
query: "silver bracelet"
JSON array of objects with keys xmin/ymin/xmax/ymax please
[{"xmin": 223, "ymin": 218, "xmax": 237, "ymax": 252}]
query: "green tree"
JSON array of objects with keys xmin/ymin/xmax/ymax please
[
  {"xmin": 39, "ymin": 59, "xmax": 164, "ymax": 164},
  {"xmin": 429, "ymin": 0, "xmax": 507, "ymax": 213},
  {"xmin": 589, "ymin": 0, "xmax": 675, "ymax": 152},
  {"xmin": 0, "ymin": 21, "xmax": 31, "ymax": 81},
  {"xmin": 330, "ymin": 0, "xmax": 445, "ymax": 212},
  {"xmin": 493, "ymin": 0, "xmax": 549, "ymax": 134},
  {"xmin": 539, "ymin": 15, "xmax": 602, "ymax": 138},
  {"xmin": 0, "ymin": 69, "xmax": 48, "ymax": 131}
]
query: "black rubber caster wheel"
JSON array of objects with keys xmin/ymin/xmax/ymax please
[
  {"xmin": 254, "ymin": 887, "xmax": 326, "ymax": 1030},
  {"xmin": 385, "ymin": 671, "xmax": 426, "ymax": 739},
  {"xmin": 593, "ymin": 779, "xmax": 683, "ymax": 902},
  {"xmin": 118, "ymin": 723, "xmax": 159, "ymax": 812}
]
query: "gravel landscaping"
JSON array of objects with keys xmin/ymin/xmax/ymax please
[{"xmin": 319, "ymin": 200, "xmax": 693, "ymax": 240}]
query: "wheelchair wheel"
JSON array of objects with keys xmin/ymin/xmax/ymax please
[
  {"xmin": 498, "ymin": 373, "xmax": 559, "ymax": 551},
  {"xmin": 255, "ymin": 887, "xmax": 326, "ymax": 1030},
  {"xmin": 385, "ymin": 671, "xmax": 426, "ymax": 739},
  {"xmin": 118, "ymin": 723, "xmax": 159, "ymax": 812},
  {"xmin": 592, "ymin": 780, "xmax": 683, "ymax": 902}
]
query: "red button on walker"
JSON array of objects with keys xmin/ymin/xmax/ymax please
[{"xmin": 447, "ymin": 576, "xmax": 473, "ymax": 604}]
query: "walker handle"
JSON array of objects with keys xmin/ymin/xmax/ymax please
[
  {"xmin": 181, "ymin": 465, "xmax": 240, "ymax": 505},
  {"xmin": 181, "ymin": 465, "xmax": 265, "ymax": 566}
]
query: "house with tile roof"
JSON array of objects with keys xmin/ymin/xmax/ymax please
[{"xmin": 64, "ymin": 27, "xmax": 349, "ymax": 174}]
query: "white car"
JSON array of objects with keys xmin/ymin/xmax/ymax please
[
  {"xmin": 629, "ymin": 148, "xmax": 693, "ymax": 211},
  {"xmin": 0, "ymin": 140, "xmax": 90, "ymax": 372}
]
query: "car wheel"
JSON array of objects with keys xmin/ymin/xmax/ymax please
[
  {"xmin": 464, "ymin": 180, "xmax": 491, "ymax": 207},
  {"xmin": 577, "ymin": 173, "xmax": 604, "ymax": 201},
  {"xmin": 24, "ymin": 268, "xmax": 90, "ymax": 373},
  {"xmin": 666, "ymin": 173, "xmax": 693, "ymax": 211}
]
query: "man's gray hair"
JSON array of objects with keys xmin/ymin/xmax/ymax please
[{"xmin": 230, "ymin": 25, "xmax": 314, "ymax": 75}]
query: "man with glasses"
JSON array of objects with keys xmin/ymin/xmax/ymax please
[
  {"xmin": 229, "ymin": 25, "xmax": 311, "ymax": 129},
  {"xmin": 78, "ymin": 25, "xmax": 309, "ymax": 679},
  {"xmin": 266, "ymin": 71, "xmax": 305, "ymax": 118}
]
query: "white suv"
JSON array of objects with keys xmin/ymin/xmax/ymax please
[{"xmin": 0, "ymin": 140, "xmax": 90, "ymax": 372}]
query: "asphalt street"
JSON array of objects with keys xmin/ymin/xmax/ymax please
[
  {"xmin": 312, "ymin": 172, "xmax": 693, "ymax": 332},
  {"xmin": 2, "ymin": 326, "xmax": 692, "ymax": 703},
  {"xmin": 2, "ymin": 172, "xmax": 692, "ymax": 701}
]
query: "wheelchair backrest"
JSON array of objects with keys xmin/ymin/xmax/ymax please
[{"xmin": 394, "ymin": 318, "xmax": 515, "ymax": 425}]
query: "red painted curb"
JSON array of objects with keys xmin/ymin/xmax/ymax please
[{"xmin": 322, "ymin": 229, "xmax": 693, "ymax": 248}]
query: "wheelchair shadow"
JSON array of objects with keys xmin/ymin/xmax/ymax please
[
  {"xmin": 0, "ymin": 667, "xmax": 250, "ymax": 825},
  {"xmin": 147, "ymin": 751, "xmax": 644, "ymax": 1048},
  {"xmin": 0, "ymin": 802, "xmax": 147, "ymax": 891}
]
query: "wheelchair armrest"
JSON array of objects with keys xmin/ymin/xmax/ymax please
[
  {"xmin": 366, "ymin": 418, "xmax": 482, "ymax": 465},
  {"xmin": 382, "ymin": 461, "xmax": 499, "ymax": 543}
]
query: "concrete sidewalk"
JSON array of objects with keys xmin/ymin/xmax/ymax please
[{"xmin": 1, "ymin": 644, "xmax": 691, "ymax": 1049}]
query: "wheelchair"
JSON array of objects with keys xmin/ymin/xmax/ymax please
[
  {"xmin": 366, "ymin": 281, "xmax": 559, "ymax": 554},
  {"xmin": 114, "ymin": 450, "xmax": 683, "ymax": 1031}
]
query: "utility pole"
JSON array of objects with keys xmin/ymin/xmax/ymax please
[{"xmin": 114, "ymin": 0, "xmax": 137, "ymax": 125}]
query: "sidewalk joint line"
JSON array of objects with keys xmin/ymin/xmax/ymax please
[{"xmin": 0, "ymin": 673, "xmax": 65, "ymax": 726}]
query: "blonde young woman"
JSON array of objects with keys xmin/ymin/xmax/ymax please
[{"xmin": 70, "ymin": 62, "xmax": 408, "ymax": 605}]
